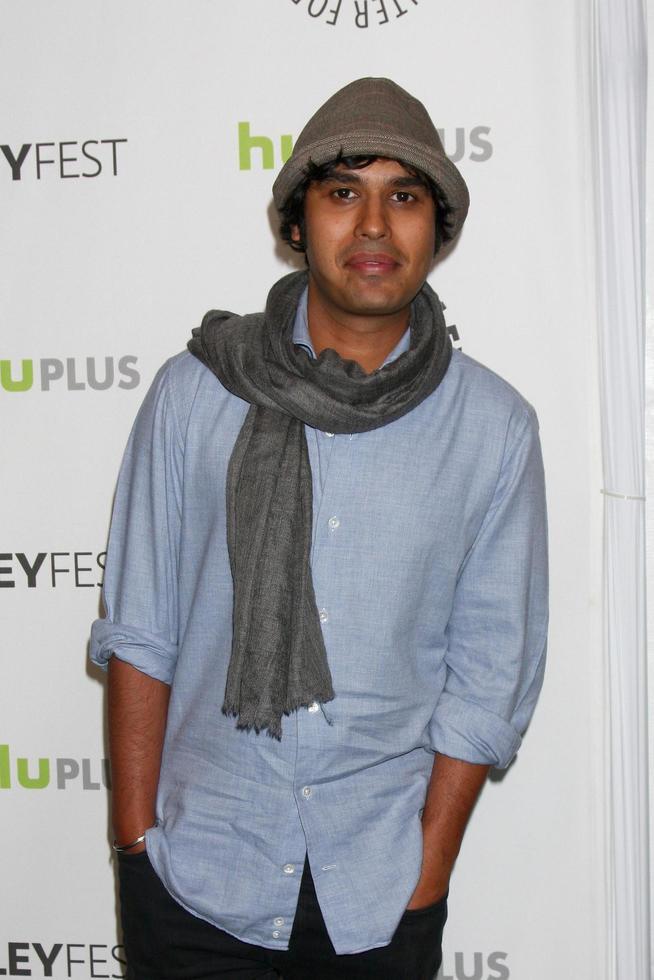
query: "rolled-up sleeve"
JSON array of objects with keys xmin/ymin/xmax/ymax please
[
  {"xmin": 429, "ymin": 408, "xmax": 548, "ymax": 768},
  {"xmin": 90, "ymin": 359, "xmax": 183, "ymax": 684}
]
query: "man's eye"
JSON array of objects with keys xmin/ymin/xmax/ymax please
[
  {"xmin": 392, "ymin": 191, "xmax": 415, "ymax": 203},
  {"xmin": 333, "ymin": 187, "xmax": 355, "ymax": 200}
]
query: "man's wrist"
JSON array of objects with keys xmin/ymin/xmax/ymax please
[
  {"xmin": 112, "ymin": 814, "xmax": 154, "ymax": 850},
  {"xmin": 112, "ymin": 832, "xmax": 147, "ymax": 853},
  {"xmin": 112, "ymin": 809, "xmax": 155, "ymax": 837},
  {"xmin": 406, "ymin": 877, "xmax": 450, "ymax": 909}
]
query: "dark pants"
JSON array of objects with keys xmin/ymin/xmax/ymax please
[{"xmin": 118, "ymin": 851, "xmax": 447, "ymax": 980}]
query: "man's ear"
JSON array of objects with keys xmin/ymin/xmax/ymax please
[{"xmin": 290, "ymin": 224, "xmax": 301, "ymax": 244}]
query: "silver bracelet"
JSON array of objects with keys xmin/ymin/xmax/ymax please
[{"xmin": 112, "ymin": 833, "xmax": 146, "ymax": 853}]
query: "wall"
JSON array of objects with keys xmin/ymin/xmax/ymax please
[{"xmin": 1, "ymin": 3, "xmax": 603, "ymax": 977}]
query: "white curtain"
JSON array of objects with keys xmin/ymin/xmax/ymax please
[{"xmin": 591, "ymin": 1, "xmax": 651, "ymax": 978}]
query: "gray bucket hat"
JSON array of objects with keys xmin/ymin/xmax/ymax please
[{"xmin": 272, "ymin": 76, "xmax": 470, "ymax": 243}]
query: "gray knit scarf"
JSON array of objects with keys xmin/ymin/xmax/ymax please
[{"xmin": 188, "ymin": 269, "xmax": 451, "ymax": 738}]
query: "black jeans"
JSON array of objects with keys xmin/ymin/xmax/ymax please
[{"xmin": 118, "ymin": 850, "xmax": 447, "ymax": 980}]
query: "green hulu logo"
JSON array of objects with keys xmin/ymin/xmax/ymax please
[
  {"xmin": 0, "ymin": 744, "xmax": 49, "ymax": 788},
  {"xmin": 238, "ymin": 122, "xmax": 294, "ymax": 170},
  {"xmin": 1, "ymin": 358, "xmax": 33, "ymax": 391},
  {"xmin": 0, "ymin": 744, "xmax": 111, "ymax": 790}
]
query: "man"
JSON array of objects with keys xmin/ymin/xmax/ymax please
[{"xmin": 91, "ymin": 77, "xmax": 548, "ymax": 980}]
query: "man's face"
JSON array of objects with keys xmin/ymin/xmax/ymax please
[{"xmin": 291, "ymin": 158, "xmax": 436, "ymax": 326}]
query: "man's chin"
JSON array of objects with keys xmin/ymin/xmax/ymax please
[
  {"xmin": 340, "ymin": 290, "xmax": 413, "ymax": 318},
  {"xmin": 308, "ymin": 271, "xmax": 419, "ymax": 320}
]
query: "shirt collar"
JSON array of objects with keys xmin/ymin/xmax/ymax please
[{"xmin": 292, "ymin": 286, "xmax": 411, "ymax": 368}]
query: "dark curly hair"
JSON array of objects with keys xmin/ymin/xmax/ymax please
[{"xmin": 278, "ymin": 152, "xmax": 452, "ymax": 257}]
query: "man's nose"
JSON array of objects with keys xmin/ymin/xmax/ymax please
[{"xmin": 355, "ymin": 195, "xmax": 390, "ymax": 239}]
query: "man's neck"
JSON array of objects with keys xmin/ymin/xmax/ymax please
[{"xmin": 306, "ymin": 284, "xmax": 410, "ymax": 375}]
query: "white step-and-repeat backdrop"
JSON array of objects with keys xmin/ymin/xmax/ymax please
[{"xmin": 2, "ymin": 3, "xmax": 604, "ymax": 978}]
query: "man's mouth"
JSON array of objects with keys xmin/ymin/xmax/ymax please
[{"xmin": 344, "ymin": 252, "xmax": 400, "ymax": 274}]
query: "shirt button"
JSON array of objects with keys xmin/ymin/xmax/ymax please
[
  {"xmin": 302, "ymin": 786, "xmax": 312, "ymax": 798},
  {"xmin": 272, "ymin": 930, "xmax": 280, "ymax": 938},
  {"xmin": 274, "ymin": 917, "xmax": 285, "ymax": 926},
  {"xmin": 324, "ymin": 431, "xmax": 334, "ymax": 438},
  {"xmin": 328, "ymin": 516, "xmax": 340, "ymax": 530},
  {"xmin": 308, "ymin": 701, "xmax": 319, "ymax": 713},
  {"xmin": 319, "ymin": 608, "xmax": 329, "ymax": 624},
  {"xmin": 283, "ymin": 864, "xmax": 295, "ymax": 874}
]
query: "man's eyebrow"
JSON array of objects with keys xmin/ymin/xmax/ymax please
[
  {"xmin": 387, "ymin": 175, "xmax": 427, "ymax": 190},
  {"xmin": 321, "ymin": 171, "xmax": 363, "ymax": 185}
]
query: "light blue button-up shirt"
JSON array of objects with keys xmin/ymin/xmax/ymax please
[{"xmin": 91, "ymin": 290, "xmax": 548, "ymax": 955}]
